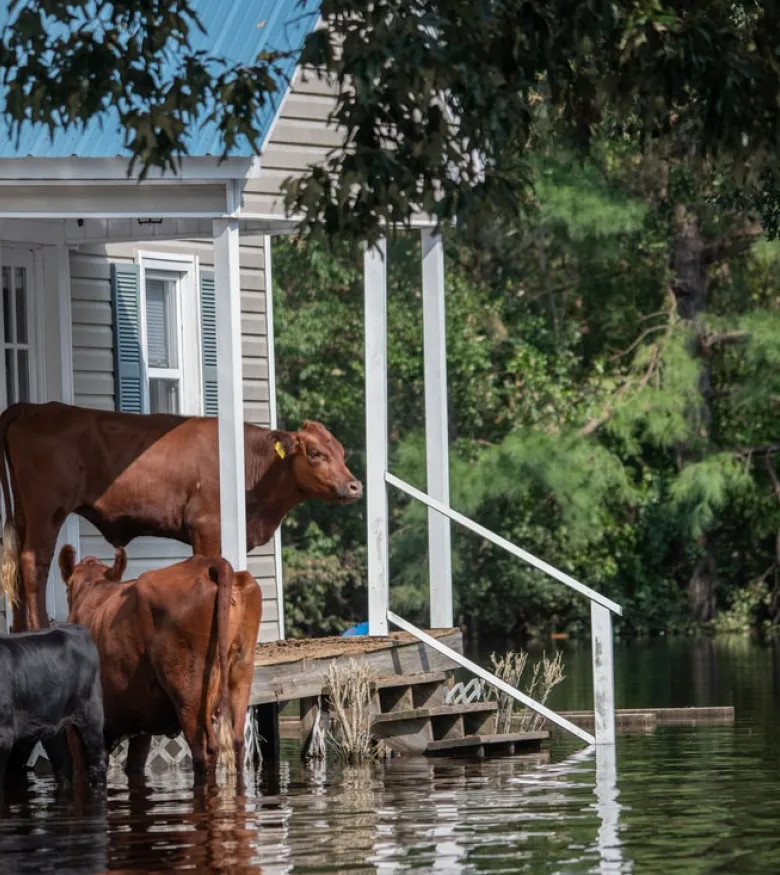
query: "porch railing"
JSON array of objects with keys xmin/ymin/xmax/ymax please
[{"xmin": 385, "ymin": 472, "xmax": 623, "ymax": 746}]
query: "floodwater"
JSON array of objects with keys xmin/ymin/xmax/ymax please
[{"xmin": 1, "ymin": 636, "xmax": 778, "ymax": 874}]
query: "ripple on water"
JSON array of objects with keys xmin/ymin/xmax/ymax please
[{"xmin": 2, "ymin": 638, "xmax": 780, "ymax": 873}]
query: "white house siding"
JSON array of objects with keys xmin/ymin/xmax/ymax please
[
  {"xmin": 69, "ymin": 235, "xmax": 280, "ymax": 641},
  {"xmin": 243, "ymin": 65, "xmax": 344, "ymax": 217}
]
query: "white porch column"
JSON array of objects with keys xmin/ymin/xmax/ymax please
[
  {"xmin": 591, "ymin": 602, "xmax": 616, "ymax": 745},
  {"xmin": 421, "ymin": 230, "xmax": 453, "ymax": 629},
  {"xmin": 214, "ymin": 218, "xmax": 247, "ymax": 572},
  {"xmin": 263, "ymin": 234, "xmax": 285, "ymax": 640},
  {"xmin": 364, "ymin": 239, "xmax": 389, "ymax": 635}
]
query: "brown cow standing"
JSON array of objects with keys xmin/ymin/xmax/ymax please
[
  {"xmin": 0, "ymin": 401, "xmax": 362, "ymax": 630},
  {"xmin": 59, "ymin": 546, "xmax": 262, "ymax": 776}
]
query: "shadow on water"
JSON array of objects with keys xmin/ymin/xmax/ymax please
[{"xmin": 0, "ymin": 637, "xmax": 779, "ymax": 873}]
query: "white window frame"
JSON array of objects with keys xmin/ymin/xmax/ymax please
[
  {"xmin": 0, "ymin": 246, "xmax": 42, "ymax": 411},
  {"xmin": 136, "ymin": 250, "xmax": 202, "ymax": 417}
]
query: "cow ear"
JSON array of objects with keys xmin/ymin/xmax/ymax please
[
  {"xmin": 270, "ymin": 430, "xmax": 300, "ymax": 459},
  {"xmin": 58, "ymin": 545, "xmax": 76, "ymax": 584},
  {"xmin": 107, "ymin": 547, "xmax": 127, "ymax": 582}
]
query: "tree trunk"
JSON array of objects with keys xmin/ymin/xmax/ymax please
[
  {"xmin": 671, "ymin": 205, "xmax": 717, "ymax": 621},
  {"xmin": 688, "ymin": 537, "xmax": 718, "ymax": 623}
]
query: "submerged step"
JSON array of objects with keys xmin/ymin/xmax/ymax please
[{"xmin": 425, "ymin": 731, "xmax": 549, "ymax": 758}]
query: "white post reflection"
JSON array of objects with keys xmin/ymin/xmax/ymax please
[{"xmin": 593, "ymin": 743, "xmax": 629, "ymax": 873}]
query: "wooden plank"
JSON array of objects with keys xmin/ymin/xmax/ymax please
[
  {"xmin": 299, "ymin": 697, "xmax": 325, "ymax": 761},
  {"xmin": 322, "ymin": 670, "xmax": 447, "ymax": 696},
  {"xmin": 250, "ymin": 630, "xmax": 463, "ymax": 706},
  {"xmin": 372, "ymin": 702, "xmax": 497, "ymax": 725},
  {"xmin": 535, "ymin": 706, "xmax": 734, "ymax": 733},
  {"xmin": 425, "ymin": 731, "xmax": 549, "ymax": 752}
]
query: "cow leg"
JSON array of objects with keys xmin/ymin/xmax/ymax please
[
  {"xmin": 191, "ymin": 528, "xmax": 220, "ymax": 558},
  {"xmin": 19, "ymin": 536, "xmax": 56, "ymax": 630},
  {"xmin": 74, "ymin": 718, "xmax": 107, "ymax": 788},
  {"xmin": 5, "ymin": 740, "xmax": 33, "ymax": 786},
  {"xmin": 43, "ymin": 731, "xmax": 74, "ymax": 786},
  {"xmin": 177, "ymin": 708, "xmax": 211, "ymax": 777},
  {"xmin": 124, "ymin": 735, "xmax": 152, "ymax": 776},
  {"xmin": 230, "ymin": 664, "xmax": 255, "ymax": 771},
  {"xmin": 0, "ymin": 734, "xmax": 13, "ymax": 787}
]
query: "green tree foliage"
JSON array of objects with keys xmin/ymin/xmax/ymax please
[
  {"xmin": 274, "ymin": 140, "xmax": 780, "ymax": 643},
  {"xmin": 4, "ymin": 1, "xmax": 780, "ymax": 242}
]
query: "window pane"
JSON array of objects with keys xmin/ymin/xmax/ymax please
[
  {"xmin": 2, "ymin": 266, "xmax": 11, "ymax": 344},
  {"xmin": 145, "ymin": 277, "xmax": 177, "ymax": 369},
  {"xmin": 5, "ymin": 348, "xmax": 15, "ymax": 404},
  {"xmin": 17, "ymin": 349, "xmax": 29, "ymax": 402},
  {"xmin": 14, "ymin": 267, "xmax": 27, "ymax": 344},
  {"xmin": 149, "ymin": 378, "xmax": 180, "ymax": 414}
]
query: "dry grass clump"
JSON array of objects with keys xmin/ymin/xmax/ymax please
[
  {"xmin": 326, "ymin": 659, "xmax": 376, "ymax": 763},
  {"xmin": 489, "ymin": 649, "xmax": 566, "ymax": 732}
]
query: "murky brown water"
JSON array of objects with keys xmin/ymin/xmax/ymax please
[{"xmin": 1, "ymin": 636, "xmax": 778, "ymax": 874}]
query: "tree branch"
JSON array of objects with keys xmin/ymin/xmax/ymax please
[
  {"xmin": 766, "ymin": 451, "xmax": 780, "ymax": 502},
  {"xmin": 702, "ymin": 219, "xmax": 762, "ymax": 265},
  {"xmin": 697, "ymin": 329, "xmax": 751, "ymax": 355}
]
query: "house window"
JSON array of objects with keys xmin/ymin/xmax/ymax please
[
  {"xmin": 138, "ymin": 252, "xmax": 202, "ymax": 417},
  {"xmin": 1, "ymin": 249, "xmax": 36, "ymax": 408},
  {"xmin": 144, "ymin": 273, "xmax": 182, "ymax": 414}
]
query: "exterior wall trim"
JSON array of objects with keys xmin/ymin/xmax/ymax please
[{"xmin": 0, "ymin": 156, "xmax": 260, "ymax": 182}]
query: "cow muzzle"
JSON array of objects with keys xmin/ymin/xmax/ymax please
[{"xmin": 337, "ymin": 479, "xmax": 363, "ymax": 502}]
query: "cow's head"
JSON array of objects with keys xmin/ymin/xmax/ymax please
[
  {"xmin": 273, "ymin": 420, "xmax": 363, "ymax": 503},
  {"xmin": 58, "ymin": 545, "xmax": 127, "ymax": 613}
]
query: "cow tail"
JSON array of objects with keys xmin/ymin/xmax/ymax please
[
  {"xmin": 0, "ymin": 405, "xmax": 23, "ymax": 608},
  {"xmin": 214, "ymin": 557, "xmax": 236, "ymax": 776}
]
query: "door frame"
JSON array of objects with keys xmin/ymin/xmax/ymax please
[
  {"xmin": 0, "ymin": 243, "xmax": 79, "ymax": 628},
  {"xmin": 0, "ymin": 245, "xmax": 45, "ymax": 410}
]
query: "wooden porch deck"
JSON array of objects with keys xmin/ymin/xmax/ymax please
[{"xmin": 250, "ymin": 628, "xmax": 464, "ymax": 706}]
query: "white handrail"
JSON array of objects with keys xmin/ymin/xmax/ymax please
[
  {"xmin": 386, "ymin": 472, "xmax": 623, "ymax": 616},
  {"xmin": 388, "ymin": 611, "xmax": 596, "ymax": 745}
]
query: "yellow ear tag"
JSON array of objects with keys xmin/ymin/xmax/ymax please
[{"xmin": 274, "ymin": 441, "xmax": 286, "ymax": 460}]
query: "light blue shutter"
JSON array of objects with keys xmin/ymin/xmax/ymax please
[
  {"xmin": 111, "ymin": 263, "xmax": 143, "ymax": 413},
  {"xmin": 199, "ymin": 269, "xmax": 218, "ymax": 416}
]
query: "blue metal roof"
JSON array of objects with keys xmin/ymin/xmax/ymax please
[{"xmin": 0, "ymin": 0, "xmax": 321, "ymax": 159}]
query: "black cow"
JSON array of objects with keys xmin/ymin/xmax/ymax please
[{"xmin": 0, "ymin": 624, "xmax": 107, "ymax": 789}]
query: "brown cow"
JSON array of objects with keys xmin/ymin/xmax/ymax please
[
  {"xmin": 0, "ymin": 401, "xmax": 362, "ymax": 630},
  {"xmin": 58, "ymin": 546, "xmax": 262, "ymax": 777}
]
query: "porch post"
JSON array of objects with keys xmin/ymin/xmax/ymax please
[
  {"xmin": 364, "ymin": 239, "xmax": 389, "ymax": 635},
  {"xmin": 213, "ymin": 218, "xmax": 247, "ymax": 572},
  {"xmin": 421, "ymin": 230, "xmax": 453, "ymax": 629},
  {"xmin": 591, "ymin": 602, "xmax": 616, "ymax": 745}
]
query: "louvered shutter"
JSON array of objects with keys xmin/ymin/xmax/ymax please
[
  {"xmin": 199, "ymin": 269, "xmax": 218, "ymax": 416},
  {"xmin": 110, "ymin": 263, "xmax": 143, "ymax": 413}
]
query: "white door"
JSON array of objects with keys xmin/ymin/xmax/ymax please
[{"xmin": 0, "ymin": 247, "xmax": 41, "ymax": 629}]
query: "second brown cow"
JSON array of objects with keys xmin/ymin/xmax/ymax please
[
  {"xmin": 0, "ymin": 401, "xmax": 362, "ymax": 630},
  {"xmin": 59, "ymin": 546, "xmax": 262, "ymax": 776}
]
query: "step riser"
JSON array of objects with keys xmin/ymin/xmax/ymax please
[
  {"xmin": 376, "ymin": 686, "xmax": 413, "ymax": 714},
  {"xmin": 372, "ymin": 717, "xmax": 433, "ymax": 754},
  {"xmin": 412, "ymin": 682, "xmax": 445, "ymax": 709},
  {"xmin": 464, "ymin": 711, "xmax": 496, "ymax": 736},
  {"xmin": 432, "ymin": 714, "xmax": 464, "ymax": 742}
]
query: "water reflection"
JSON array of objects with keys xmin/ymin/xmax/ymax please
[
  {"xmin": 0, "ymin": 639, "xmax": 779, "ymax": 872},
  {"xmin": 593, "ymin": 745, "xmax": 627, "ymax": 874}
]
